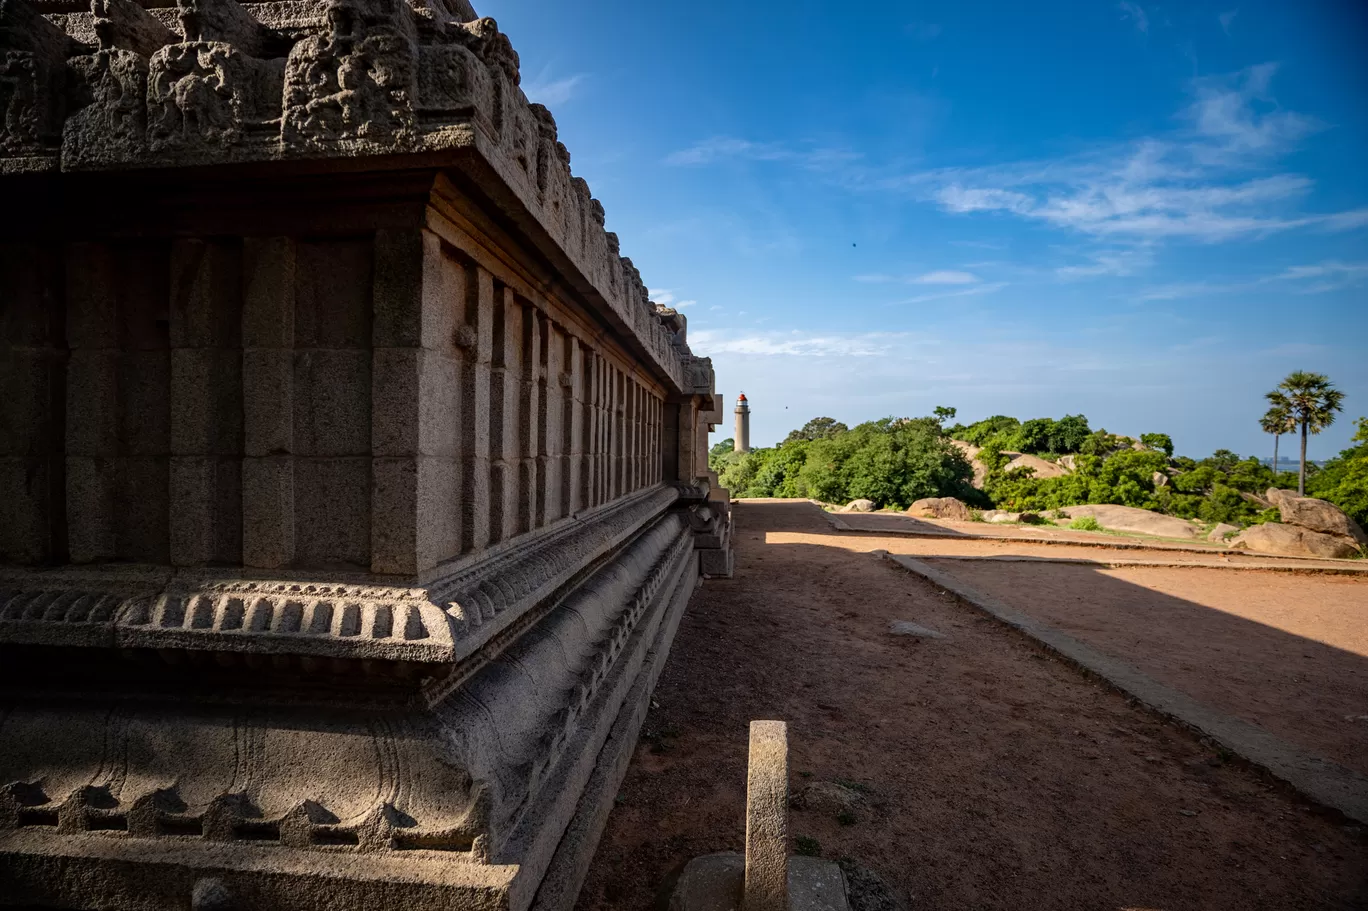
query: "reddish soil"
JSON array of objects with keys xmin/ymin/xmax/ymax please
[
  {"xmin": 923, "ymin": 559, "xmax": 1368, "ymax": 777},
  {"xmin": 837, "ymin": 511, "xmax": 1364, "ymax": 569},
  {"xmin": 576, "ymin": 501, "xmax": 1367, "ymax": 911}
]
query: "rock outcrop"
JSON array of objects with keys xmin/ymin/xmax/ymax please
[
  {"xmin": 1266, "ymin": 489, "xmax": 1368, "ymax": 549},
  {"xmin": 1207, "ymin": 522, "xmax": 1240, "ymax": 542},
  {"xmin": 948, "ymin": 441, "xmax": 1072, "ymax": 489},
  {"xmin": 1059, "ymin": 505, "xmax": 1202, "ymax": 539},
  {"xmin": 1230, "ymin": 523, "xmax": 1361, "ymax": 559},
  {"xmin": 1005, "ymin": 453, "xmax": 1071, "ymax": 479},
  {"xmin": 950, "ymin": 440, "xmax": 987, "ymax": 488},
  {"xmin": 841, "ymin": 499, "xmax": 876, "ymax": 513},
  {"xmin": 980, "ymin": 510, "xmax": 1041, "ymax": 524},
  {"xmin": 907, "ymin": 497, "xmax": 972, "ymax": 521}
]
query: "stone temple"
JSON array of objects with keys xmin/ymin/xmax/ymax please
[{"xmin": 0, "ymin": 0, "xmax": 732, "ymax": 907}]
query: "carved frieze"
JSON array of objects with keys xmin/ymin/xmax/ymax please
[
  {"xmin": 148, "ymin": 41, "xmax": 262, "ymax": 149},
  {"xmin": 684, "ymin": 354, "xmax": 715, "ymax": 396},
  {"xmin": 0, "ymin": 0, "xmax": 69, "ymax": 162},
  {"xmin": 282, "ymin": 0, "xmax": 418, "ymax": 147}
]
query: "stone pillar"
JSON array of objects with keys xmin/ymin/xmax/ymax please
[
  {"xmin": 65, "ymin": 242, "xmax": 172, "ymax": 565},
  {"xmin": 459, "ymin": 262, "xmax": 494, "ymax": 554},
  {"xmin": 169, "ymin": 239, "xmax": 244, "ymax": 567},
  {"xmin": 518, "ymin": 300, "xmax": 540, "ymax": 535},
  {"xmin": 489, "ymin": 286, "xmax": 522, "ymax": 544},
  {"xmin": 370, "ymin": 230, "xmax": 464, "ymax": 575},
  {"xmin": 744, "ymin": 720, "xmax": 788, "ymax": 911},
  {"xmin": 560, "ymin": 333, "xmax": 582, "ymax": 515},
  {"xmin": 0, "ymin": 244, "xmax": 64, "ymax": 565},
  {"xmin": 242, "ymin": 237, "xmax": 296, "ymax": 569}
]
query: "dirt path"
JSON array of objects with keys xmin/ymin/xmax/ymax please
[
  {"xmin": 919, "ymin": 559, "xmax": 1368, "ymax": 778},
  {"xmin": 576, "ymin": 501, "xmax": 1367, "ymax": 911},
  {"xmin": 833, "ymin": 510, "xmax": 1364, "ymax": 570}
]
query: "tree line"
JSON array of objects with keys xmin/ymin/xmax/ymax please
[{"xmin": 710, "ymin": 371, "xmax": 1366, "ymax": 528}]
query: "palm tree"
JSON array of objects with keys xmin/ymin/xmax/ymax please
[
  {"xmin": 1259, "ymin": 404, "xmax": 1296, "ymax": 482},
  {"xmin": 1265, "ymin": 371, "xmax": 1345, "ymax": 495}
]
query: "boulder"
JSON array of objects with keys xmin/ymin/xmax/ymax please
[
  {"xmin": 1059, "ymin": 504, "xmax": 1202, "ymax": 539},
  {"xmin": 840, "ymin": 499, "xmax": 875, "ymax": 513},
  {"xmin": 907, "ymin": 497, "xmax": 972, "ymax": 521},
  {"xmin": 1058, "ymin": 455, "xmax": 1078, "ymax": 472},
  {"xmin": 950, "ymin": 440, "xmax": 987, "ymax": 488},
  {"xmin": 1265, "ymin": 489, "xmax": 1368, "ymax": 548},
  {"xmin": 1004, "ymin": 452, "xmax": 1070, "ymax": 479},
  {"xmin": 981, "ymin": 510, "xmax": 1040, "ymax": 524},
  {"xmin": 1241, "ymin": 491, "xmax": 1273, "ymax": 509},
  {"xmin": 1152, "ymin": 471, "xmax": 1169, "ymax": 488},
  {"xmin": 1229, "ymin": 523, "xmax": 1361, "ymax": 560},
  {"xmin": 1207, "ymin": 522, "xmax": 1240, "ymax": 542}
]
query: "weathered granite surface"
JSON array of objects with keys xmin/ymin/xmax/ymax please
[{"xmin": 0, "ymin": 1, "xmax": 731, "ymax": 908}]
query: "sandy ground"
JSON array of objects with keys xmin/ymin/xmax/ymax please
[
  {"xmin": 922, "ymin": 560, "xmax": 1368, "ymax": 777},
  {"xmin": 576, "ymin": 500, "xmax": 1368, "ymax": 911},
  {"xmin": 817, "ymin": 529, "xmax": 1363, "ymax": 570},
  {"xmin": 833, "ymin": 511, "xmax": 1368, "ymax": 567}
]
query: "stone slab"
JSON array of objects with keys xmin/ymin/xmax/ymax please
[{"xmin": 668, "ymin": 853, "xmax": 850, "ymax": 911}]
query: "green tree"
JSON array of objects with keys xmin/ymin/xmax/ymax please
[
  {"xmin": 933, "ymin": 405, "xmax": 957, "ymax": 426},
  {"xmin": 952, "ymin": 415, "xmax": 1021, "ymax": 448},
  {"xmin": 1139, "ymin": 433, "xmax": 1174, "ymax": 458},
  {"xmin": 783, "ymin": 416, "xmax": 848, "ymax": 444},
  {"xmin": 1307, "ymin": 417, "xmax": 1368, "ymax": 526},
  {"xmin": 1050, "ymin": 414, "xmax": 1092, "ymax": 453},
  {"xmin": 1259, "ymin": 403, "xmax": 1296, "ymax": 482},
  {"xmin": 708, "ymin": 437, "xmax": 735, "ymax": 473},
  {"xmin": 1016, "ymin": 418, "xmax": 1056, "ymax": 454},
  {"xmin": 1203, "ymin": 449, "xmax": 1241, "ymax": 473},
  {"xmin": 795, "ymin": 416, "xmax": 975, "ymax": 509},
  {"xmin": 1266, "ymin": 371, "xmax": 1346, "ymax": 495}
]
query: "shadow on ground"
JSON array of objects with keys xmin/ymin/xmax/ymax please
[{"xmin": 576, "ymin": 501, "xmax": 1368, "ymax": 911}]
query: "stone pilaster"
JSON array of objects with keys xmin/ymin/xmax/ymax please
[{"xmin": 241, "ymin": 237, "xmax": 297, "ymax": 569}]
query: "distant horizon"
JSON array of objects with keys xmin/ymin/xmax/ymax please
[
  {"xmin": 484, "ymin": 0, "xmax": 1367, "ymax": 460},
  {"xmin": 711, "ymin": 397, "xmax": 1356, "ymax": 462}
]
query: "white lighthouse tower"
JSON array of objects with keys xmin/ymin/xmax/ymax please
[{"xmin": 734, "ymin": 393, "xmax": 751, "ymax": 453}]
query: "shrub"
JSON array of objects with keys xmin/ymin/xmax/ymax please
[{"xmin": 1069, "ymin": 516, "xmax": 1102, "ymax": 531}]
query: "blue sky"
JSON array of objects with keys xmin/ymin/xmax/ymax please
[{"xmin": 481, "ymin": 0, "xmax": 1368, "ymax": 459}]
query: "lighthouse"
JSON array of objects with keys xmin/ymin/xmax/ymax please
[{"xmin": 734, "ymin": 393, "xmax": 751, "ymax": 452}]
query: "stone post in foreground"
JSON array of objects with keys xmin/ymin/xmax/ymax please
[{"xmin": 744, "ymin": 720, "xmax": 789, "ymax": 911}]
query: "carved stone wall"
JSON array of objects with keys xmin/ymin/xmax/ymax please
[
  {"xmin": 1, "ymin": 220, "xmax": 672, "ymax": 577},
  {"xmin": 0, "ymin": 1, "xmax": 730, "ymax": 909}
]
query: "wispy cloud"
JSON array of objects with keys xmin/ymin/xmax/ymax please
[
  {"xmin": 1118, "ymin": 1, "xmax": 1149, "ymax": 34},
  {"xmin": 522, "ymin": 69, "xmax": 587, "ymax": 107},
  {"xmin": 1135, "ymin": 260, "xmax": 1368, "ymax": 300},
  {"xmin": 894, "ymin": 65, "xmax": 1356, "ymax": 243},
  {"xmin": 1055, "ymin": 247, "xmax": 1154, "ymax": 278},
  {"xmin": 900, "ymin": 282, "xmax": 1007, "ymax": 305},
  {"xmin": 690, "ymin": 329, "xmax": 915, "ymax": 358},
  {"xmin": 1184, "ymin": 64, "xmax": 1318, "ymax": 159},
  {"xmin": 1219, "ymin": 9, "xmax": 1238, "ymax": 35},
  {"xmin": 854, "ymin": 270, "xmax": 983, "ymax": 285},
  {"xmin": 649, "ymin": 289, "xmax": 698, "ymax": 309},
  {"xmin": 665, "ymin": 136, "xmax": 861, "ymax": 169},
  {"xmin": 912, "ymin": 270, "xmax": 979, "ymax": 284}
]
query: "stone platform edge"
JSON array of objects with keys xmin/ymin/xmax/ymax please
[{"xmin": 878, "ymin": 550, "xmax": 1368, "ymax": 826}]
